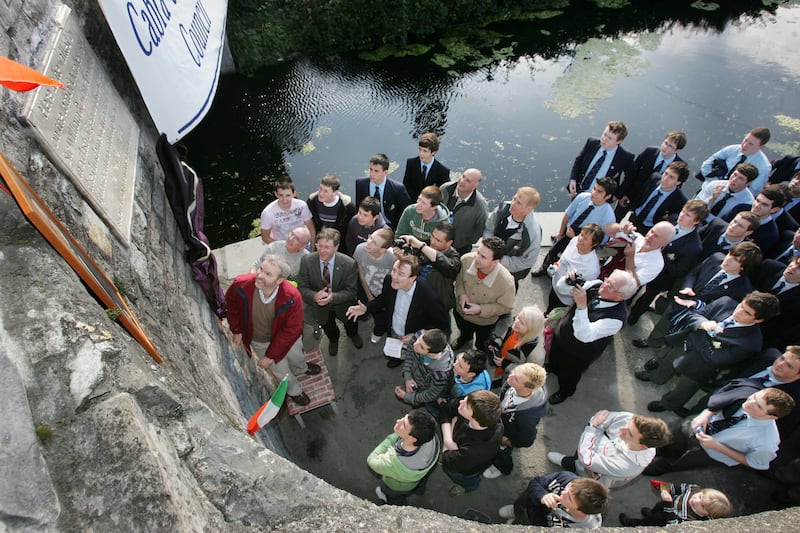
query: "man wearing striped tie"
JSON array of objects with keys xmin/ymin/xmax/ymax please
[
  {"xmin": 644, "ymin": 388, "xmax": 795, "ymax": 475},
  {"xmin": 644, "ymin": 292, "xmax": 780, "ymax": 414}
]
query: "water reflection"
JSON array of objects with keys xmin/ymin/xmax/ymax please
[{"xmin": 184, "ymin": 2, "xmax": 800, "ymax": 245}]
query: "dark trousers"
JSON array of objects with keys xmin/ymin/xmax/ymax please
[
  {"xmin": 454, "ymin": 313, "xmax": 496, "ymax": 350},
  {"xmin": 547, "ymin": 335, "xmax": 599, "ymax": 397},
  {"xmin": 511, "ymin": 268, "xmax": 531, "ymax": 292},
  {"xmin": 629, "ymin": 276, "xmax": 673, "ymax": 321},
  {"xmin": 443, "ymin": 465, "xmax": 482, "ymax": 491},
  {"xmin": 540, "ymin": 236, "xmax": 571, "ymax": 271},
  {"xmin": 650, "ymin": 421, "xmax": 720, "ymax": 473},
  {"xmin": 659, "ymin": 375, "xmax": 704, "ymax": 411},
  {"xmin": 321, "ymin": 309, "xmax": 358, "ymax": 340}
]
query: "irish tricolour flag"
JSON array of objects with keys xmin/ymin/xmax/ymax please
[{"xmin": 248, "ymin": 376, "xmax": 288, "ymax": 435}]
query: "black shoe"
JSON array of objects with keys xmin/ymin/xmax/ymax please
[
  {"xmin": 289, "ymin": 392, "xmax": 311, "ymax": 406},
  {"xmin": 328, "ymin": 338, "xmax": 339, "ymax": 356},
  {"xmin": 619, "ymin": 513, "xmax": 642, "ymax": 527},
  {"xmin": 644, "ymin": 358, "xmax": 659, "ymax": 371},
  {"xmin": 634, "ymin": 370, "xmax": 652, "ymax": 382},
  {"xmin": 548, "ymin": 391, "xmax": 571, "ymax": 405},
  {"xmin": 632, "ymin": 338, "xmax": 650, "ymax": 348},
  {"xmin": 452, "ymin": 336, "xmax": 471, "ymax": 351},
  {"xmin": 305, "ymin": 362, "xmax": 321, "ymax": 375},
  {"xmin": 530, "ymin": 268, "xmax": 547, "ymax": 278},
  {"xmin": 349, "ymin": 333, "xmax": 364, "ymax": 349},
  {"xmin": 386, "ymin": 358, "xmax": 403, "ymax": 368},
  {"xmin": 647, "ymin": 400, "xmax": 666, "ymax": 412}
]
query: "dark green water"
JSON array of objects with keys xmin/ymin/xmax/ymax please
[{"xmin": 184, "ymin": 1, "xmax": 800, "ymax": 246}]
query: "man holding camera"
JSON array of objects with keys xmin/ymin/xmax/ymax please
[
  {"xmin": 395, "ymin": 221, "xmax": 461, "ymax": 323},
  {"xmin": 547, "ymin": 270, "xmax": 638, "ymax": 405}
]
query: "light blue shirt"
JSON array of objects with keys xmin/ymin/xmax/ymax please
[
  {"xmin": 564, "ymin": 192, "xmax": 615, "ymax": 242},
  {"xmin": 696, "ymin": 180, "xmax": 754, "ymax": 220},
  {"xmin": 701, "ymin": 144, "xmax": 771, "ymax": 194}
]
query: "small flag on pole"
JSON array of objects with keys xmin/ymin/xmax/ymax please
[{"xmin": 247, "ymin": 375, "xmax": 289, "ymax": 435}]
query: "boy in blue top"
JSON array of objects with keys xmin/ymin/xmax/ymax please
[{"xmin": 452, "ymin": 349, "xmax": 492, "ymax": 398}]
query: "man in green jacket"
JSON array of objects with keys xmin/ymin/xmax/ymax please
[{"xmin": 367, "ymin": 409, "xmax": 440, "ymax": 505}]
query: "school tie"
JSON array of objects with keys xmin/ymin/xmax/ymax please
[
  {"xmin": 581, "ymin": 150, "xmax": 606, "ymax": 191},
  {"xmin": 372, "ymin": 185, "xmax": 381, "ymax": 204},
  {"xmin": 570, "ymin": 205, "xmax": 595, "ymax": 233},
  {"xmin": 772, "ymin": 279, "xmax": 787, "ymax": 294},
  {"xmin": 710, "ymin": 191, "xmax": 733, "ymax": 217},
  {"xmin": 653, "ymin": 159, "xmax": 664, "ymax": 173},
  {"xmin": 322, "ymin": 261, "xmax": 331, "ymax": 289},
  {"xmin": 705, "ymin": 414, "xmax": 747, "ymax": 435},
  {"xmin": 637, "ymin": 191, "xmax": 663, "ymax": 223},
  {"xmin": 718, "ymin": 317, "xmax": 735, "ymax": 331},
  {"xmin": 703, "ymin": 271, "xmax": 726, "ymax": 292},
  {"xmin": 726, "ymin": 154, "xmax": 747, "ymax": 178},
  {"xmin": 421, "ymin": 164, "xmax": 429, "ymax": 181}
]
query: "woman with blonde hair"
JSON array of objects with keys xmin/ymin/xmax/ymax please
[{"xmin": 488, "ymin": 305, "xmax": 545, "ymax": 384}]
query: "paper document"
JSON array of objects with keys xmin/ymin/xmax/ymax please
[{"xmin": 383, "ymin": 337, "xmax": 403, "ymax": 359}]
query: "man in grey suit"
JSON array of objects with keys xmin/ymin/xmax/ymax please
[{"xmin": 297, "ymin": 228, "xmax": 363, "ymax": 356}]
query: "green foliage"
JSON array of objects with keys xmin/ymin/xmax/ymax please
[
  {"xmin": 36, "ymin": 424, "xmax": 53, "ymax": 444},
  {"xmin": 105, "ymin": 307, "xmax": 122, "ymax": 322},
  {"xmin": 249, "ymin": 218, "xmax": 261, "ymax": 240}
]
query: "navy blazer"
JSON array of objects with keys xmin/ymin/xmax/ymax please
[
  {"xmin": 767, "ymin": 154, "xmax": 800, "ymax": 185},
  {"xmin": 629, "ymin": 176, "xmax": 687, "ymax": 231},
  {"xmin": 669, "ymin": 297, "xmax": 762, "ymax": 383},
  {"xmin": 403, "ymin": 157, "xmax": 450, "ymax": 201},
  {"xmin": 620, "ymin": 146, "xmax": 686, "ymax": 203},
  {"xmin": 568, "ymin": 138, "xmax": 635, "ymax": 196},
  {"xmin": 682, "ymin": 253, "xmax": 753, "ymax": 302},
  {"xmin": 354, "ymin": 177, "xmax": 411, "ymax": 229},
  {"xmin": 659, "ymin": 228, "xmax": 702, "ymax": 281},
  {"xmin": 753, "ymin": 258, "xmax": 800, "ymax": 343},
  {"xmin": 366, "ymin": 275, "xmax": 448, "ymax": 336},
  {"xmin": 722, "ymin": 205, "xmax": 779, "ymax": 252},
  {"xmin": 699, "ymin": 218, "xmax": 744, "ymax": 259}
]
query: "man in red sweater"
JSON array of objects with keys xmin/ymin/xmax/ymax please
[{"xmin": 225, "ymin": 255, "xmax": 320, "ymax": 406}]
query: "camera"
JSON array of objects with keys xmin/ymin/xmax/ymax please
[
  {"xmin": 394, "ymin": 238, "xmax": 420, "ymax": 256},
  {"xmin": 565, "ymin": 273, "xmax": 585, "ymax": 287}
]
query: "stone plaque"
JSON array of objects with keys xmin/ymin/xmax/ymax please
[{"xmin": 22, "ymin": 4, "xmax": 138, "ymax": 244}]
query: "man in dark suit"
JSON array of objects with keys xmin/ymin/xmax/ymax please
[
  {"xmin": 567, "ymin": 120, "xmax": 635, "ymax": 198},
  {"xmin": 698, "ymin": 211, "xmax": 759, "ymax": 259},
  {"xmin": 346, "ymin": 255, "xmax": 448, "ymax": 367},
  {"xmin": 297, "ymin": 228, "xmax": 363, "ymax": 356},
  {"xmin": 355, "ymin": 153, "xmax": 411, "ymax": 229},
  {"xmin": 628, "ymin": 161, "xmax": 690, "ymax": 234},
  {"xmin": 628, "ymin": 199, "xmax": 707, "ymax": 325},
  {"xmin": 754, "ymin": 257, "xmax": 800, "ymax": 348},
  {"xmin": 643, "ymin": 292, "xmax": 780, "ymax": 414},
  {"xmin": 633, "ymin": 242, "xmax": 759, "ymax": 349},
  {"xmin": 776, "ymin": 171, "xmax": 800, "ymax": 231},
  {"xmin": 722, "ymin": 184, "xmax": 788, "ymax": 254},
  {"xmin": 403, "ymin": 132, "xmax": 450, "ymax": 200},
  {"xmin": 768, "ymin": 154, "xmax": 800, "ymax": 185},
  {"xmin": 616, "ymin": 131, "xmax": 686, "ymax": 218},
  {"xmin": 769, "ymin": 227, "xmax": 800, "ymax": 265}
]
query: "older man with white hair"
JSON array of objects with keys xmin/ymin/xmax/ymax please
[
  {"xmin": 547, "ymin": 269, "xmax": 638, "ymax": 404},
  {"xmin": 606, "ymin": 220, "xmax": 674, "ymax": 287}
]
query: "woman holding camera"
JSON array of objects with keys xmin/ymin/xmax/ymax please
[{"xmin": 546, "ymin": 223, "xmax": 603, "ymax": 313}]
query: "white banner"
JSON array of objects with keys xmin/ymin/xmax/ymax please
[{"xmin": 98, "ymin": 0, "xmax": 228, "ymax": 142}]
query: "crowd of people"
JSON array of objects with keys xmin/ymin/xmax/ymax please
[{"xmin": 224, "ymin": 125, "xmax": 800, "ymax": 526}]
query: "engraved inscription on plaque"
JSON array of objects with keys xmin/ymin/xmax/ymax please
[{"xmin": 22, "ymin": 4, "xmax": 138, "ymax": 244}]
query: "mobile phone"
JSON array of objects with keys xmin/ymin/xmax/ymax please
[{"xmin": 695, "ymin": 426, "xmax": 704, "ymax": 434}]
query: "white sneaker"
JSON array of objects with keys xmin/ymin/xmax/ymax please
[
  {"xmin": 547, "ymin": 452, "xmax": 566, "ymax": 467},
  {"xmin": 483, "ymin": 465, "xmax": 503, "ymax": 479},
  {"xmin": 498, "ymin": 504, "xmax": 515, "ymax": 520},
  {"xmin": 375, "ymin": 485, "xmax": 387, "ymax": 503},
  {"xmin": 371, "ymin": 333, "xmax": 382, "ymax": 344}
]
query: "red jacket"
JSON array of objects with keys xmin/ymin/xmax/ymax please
[{"xmin": 225, "ymin": 274, "xmax": 303, "ymax": 363}]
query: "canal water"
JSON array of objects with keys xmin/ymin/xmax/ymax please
[{"xmin": 184, "ymin": 1, "xmax": 800, "ymax": 246}]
